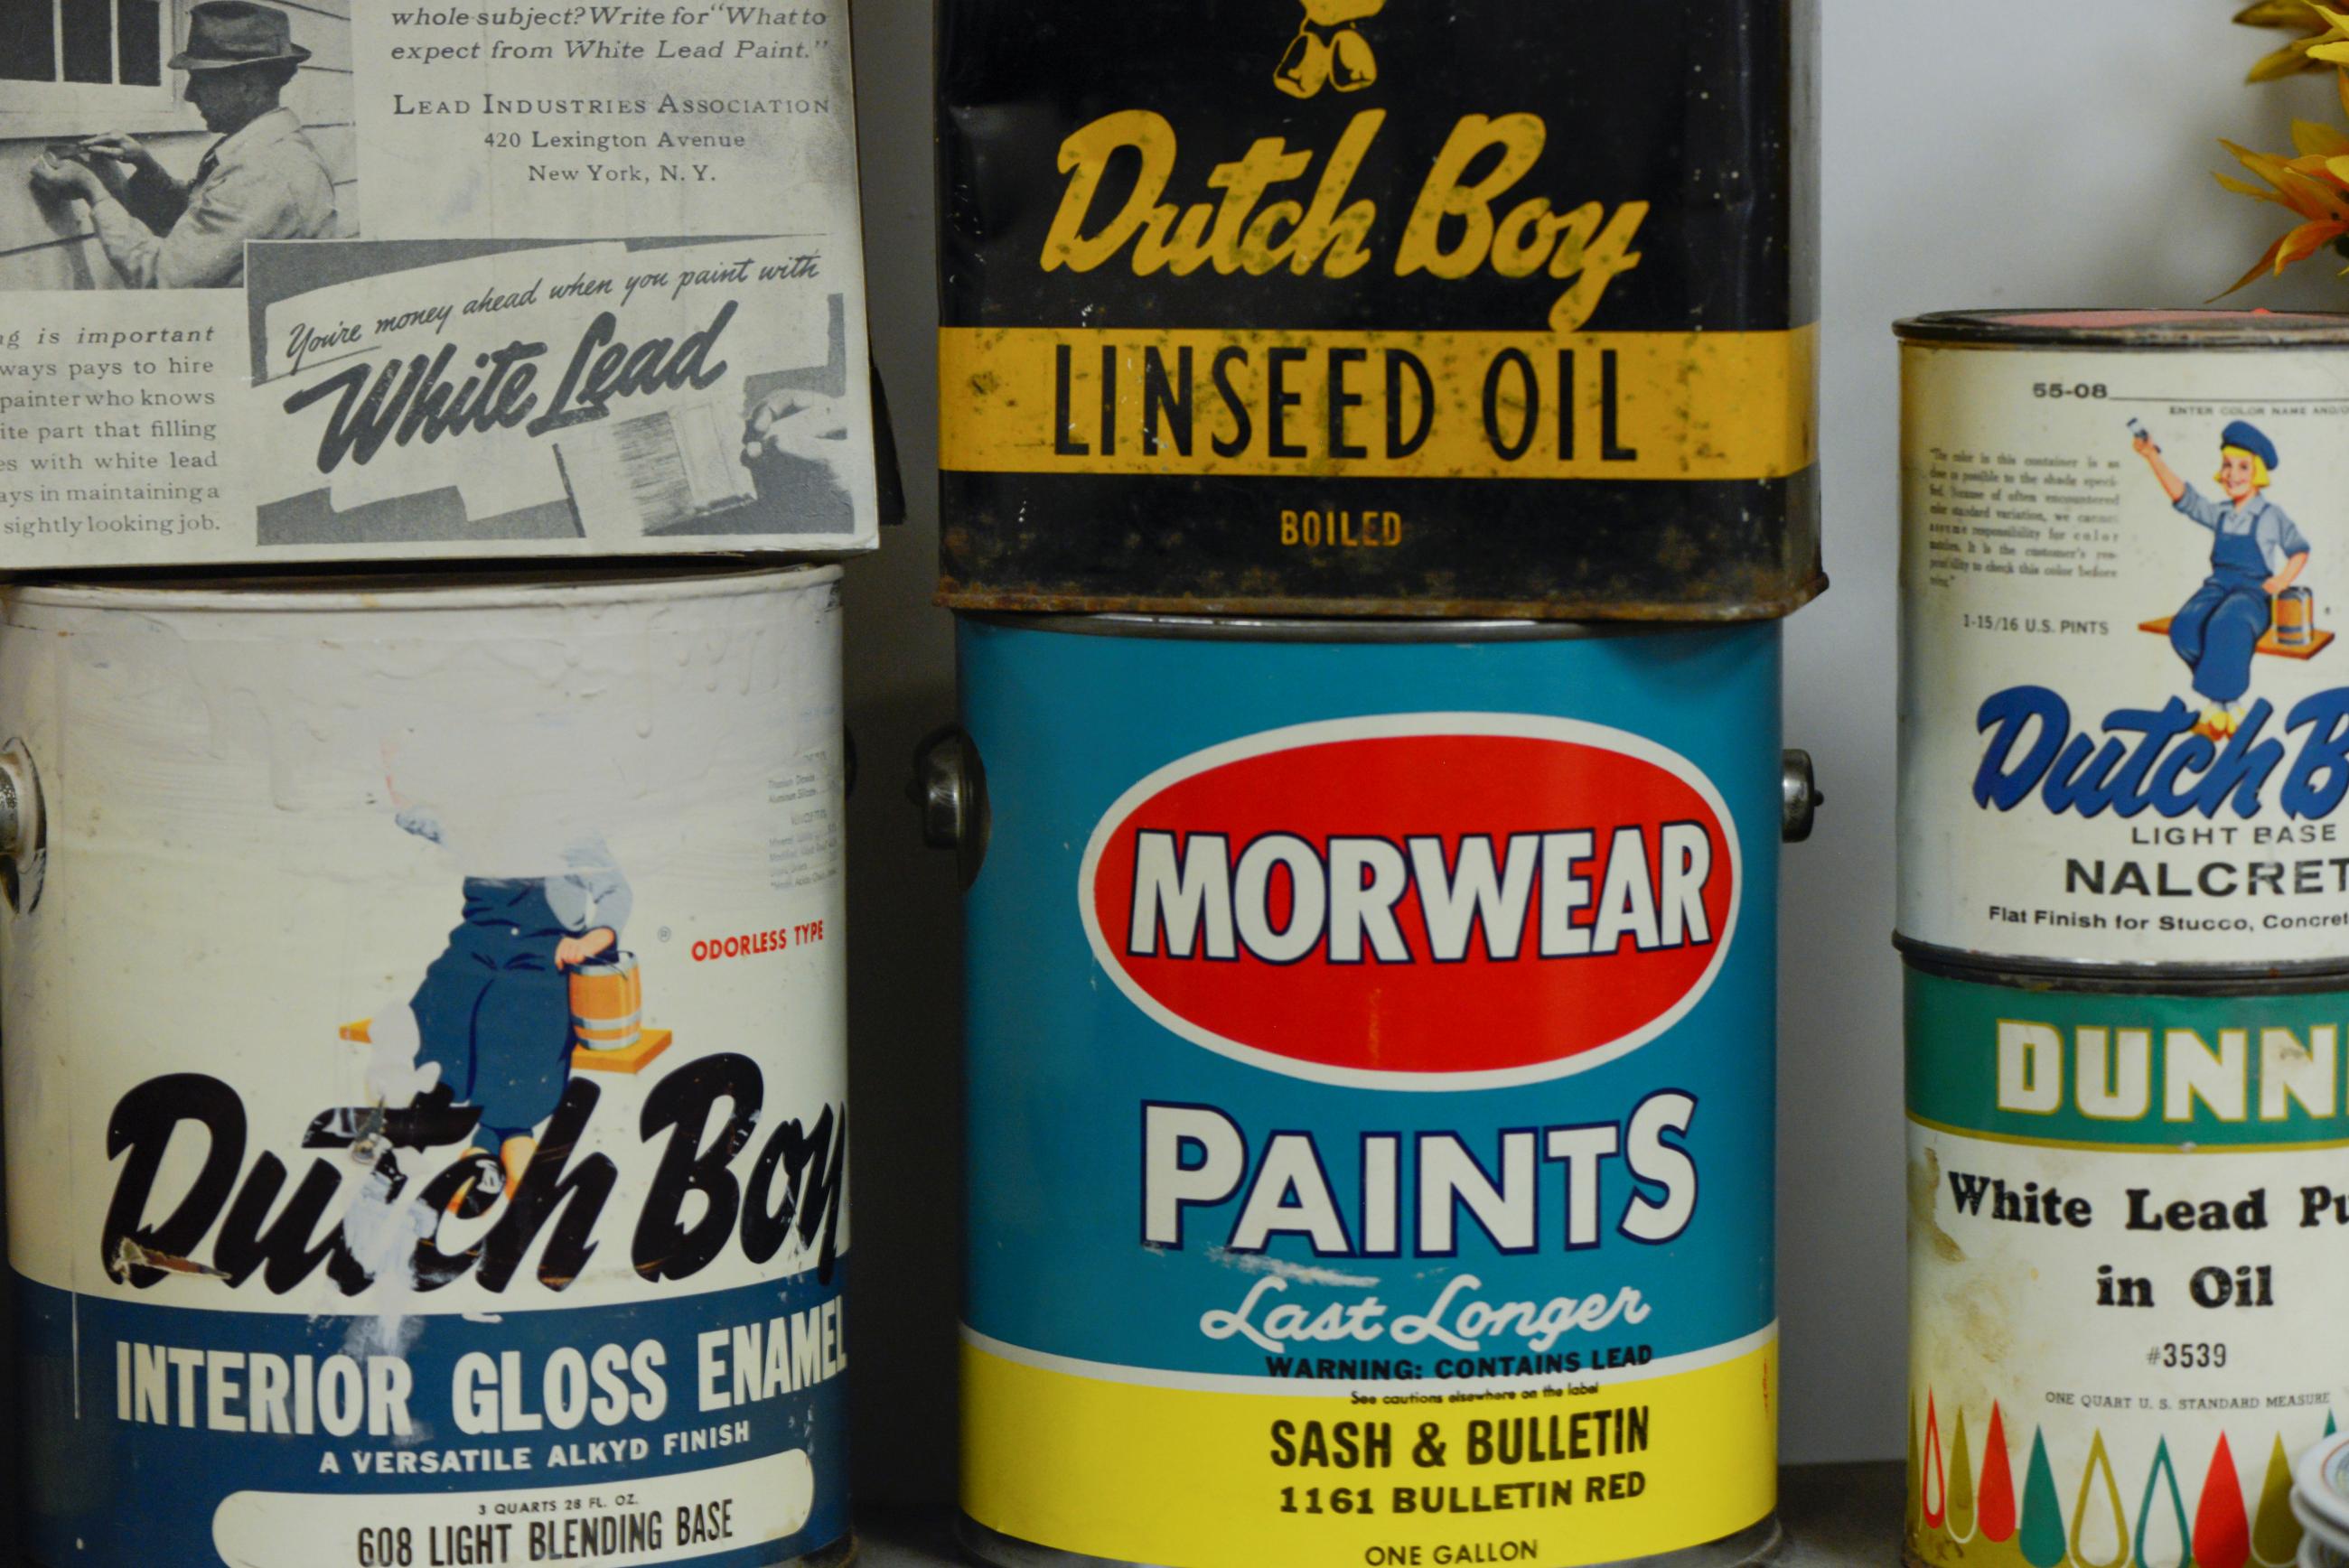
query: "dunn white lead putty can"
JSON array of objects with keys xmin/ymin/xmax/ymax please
[{"xmin": 0, "ymin": 565, "xmax": 851, "ymax": 1568}]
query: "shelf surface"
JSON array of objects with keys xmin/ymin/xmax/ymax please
[{"xmin": 854, "ymin": 1461, "xmax": 1904, "ymax": 1568}]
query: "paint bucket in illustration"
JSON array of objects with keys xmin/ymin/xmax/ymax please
[
  {"xmin": 2277, "ymin": 587, "xmax": 2316, "ymax": 651},
  {"xmin": 570, "ymin": 953, "xmax": 644, "ymax": 1052},
  {"xmin": 1897, "ymin": 309, "xmax": 2349, "ymax": 977},
  {"xmin": 1902, "ymin": 954, "xmax": 2348, "ymax": 1568},
  {"xmin": 0, "ymin": 565, "xmax": 854, "ymax": 1568},
  {"xmin": 919, "ymin": 612, "xmax": 1822, "ymax": 1568}
]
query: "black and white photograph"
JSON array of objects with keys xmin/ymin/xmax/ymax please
[{"xmin": 1, "ymin": 0, "xmax": 356, "ymax": 290}]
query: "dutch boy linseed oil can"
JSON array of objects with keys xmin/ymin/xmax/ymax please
[
  {"xmin": 1897, "ymin": 311, "xmax": 2349, "ymax": 976},
  {"xmin": 0, "ymin": 567, "xmax": 851, "ymax": 1567},
  {"xmin": 931, "ymin": 614, "xmax": 1819, "ymax": 1568},
  {"xmin": 935, "ymin": 0, "xmax": 1820, "ymax": 618}
]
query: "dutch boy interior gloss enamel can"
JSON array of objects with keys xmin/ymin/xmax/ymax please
[
  {"xmin": 1896, "ymin": 310, "xmax": 2349, "ymax": 977},
  {"xmin": 1903, "ymin": 957, "xmax": 2349, "ymax": 1568},
  {"xmin": 0, "ymin": 566, "xmax": 852, "ymax": 1568},
  {"xmin": 935, "ymin": 613, "xmax": 1817, "ymax": 1568}
]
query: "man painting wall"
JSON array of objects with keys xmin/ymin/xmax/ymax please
[{"xmin": 26, "ymin": 1, "xmax": 336, "ymax": 289}]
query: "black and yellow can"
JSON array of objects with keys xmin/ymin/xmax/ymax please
[{"xmin": 936, "ymin": 0, "xmax": 1821, "ymax": 620}]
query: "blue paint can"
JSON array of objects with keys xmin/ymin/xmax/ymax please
[{"xmin": 935, "ymin": 613, "xmax": 1808, "ymax": 1568}]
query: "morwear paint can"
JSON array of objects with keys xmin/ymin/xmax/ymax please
[
  {"xmin": 1904, "ymin": 956, "xmax": 2349, "ymax": 1568},
  {"xmin": 931, "ymin": 612, "xmax": 1818, "ymax": 1568},
  {"xmin": 1896, "ymin": 310, "xmax": 2349, "ymax": 977},
  {"xmin": 936, "ymin": 0, "xmax": 1821, "ymax": 620},
  {"xmin": 0, "ymin": 565, "xmax": 852, "ymax": 1568}
]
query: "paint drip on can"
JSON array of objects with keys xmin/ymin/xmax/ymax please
[
  {"xmin": 1, "ymin": 566, "xmax": 853, "ymax": 1567},
  {"xmin": 928, "ymin": 614, "xmax": 1819, "ymax": 1568}
]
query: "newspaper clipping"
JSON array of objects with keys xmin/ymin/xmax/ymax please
[{"xmin": 0, "ymin": 1, "xmax": 876, "ymax": 566}]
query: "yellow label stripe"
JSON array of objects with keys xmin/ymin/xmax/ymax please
[
  {"xmin": 938, "ymin": 324, "xmax": 1816, "ymax": 482},
  {"xmin": 961, "ymin": 1337, "xmax": 1779, "ymax": 1568}
]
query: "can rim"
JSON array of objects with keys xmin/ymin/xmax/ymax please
[
  {"xmin": 954, "ymin": 611, "xmax": 1737, "ymax": 643},
  {"xmin": 0, "ymin": 560, "xmax": 843, "ymax": 614},
  {"xmin": 1895, "ymin": 307, "xmax": 2349, "ymax": 348},
  {"xmin": 1895, "ymin": 933, "xmax": 2349, "ymax": 996}
]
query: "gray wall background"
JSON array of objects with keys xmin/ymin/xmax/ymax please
[{"xmin": 838, "ymin": 0, "xmax": 2349, "ymax": 1511}]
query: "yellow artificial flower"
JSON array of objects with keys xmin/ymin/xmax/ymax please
[
  {"xmin": 2307, "ymin": 3, "xmax": 2349, "ymax": 62},
  {"xmin": 2238, "ymin": 0, "xmax": 2344, "ymax": 79},
  {"xmin": 2214, "ymin": 79, "xmax": 2349, "ymax": 292}
]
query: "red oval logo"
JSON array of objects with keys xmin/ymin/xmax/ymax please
[{"xmin": 1079, "ymin": 715, "xmax": 1740, "ymax": 1088}]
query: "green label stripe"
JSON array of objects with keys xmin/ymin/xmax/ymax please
[{"xmin": 1905, "ymin": 968, "xmax": 2349, "ymax": 1147}]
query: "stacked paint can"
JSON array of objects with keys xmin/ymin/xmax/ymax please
[
  {"xmin": 924, "ymin": 4, "xmax": 1823, "ymax": 1566},
  {"xmin": 0, "ymin": 6, "xmax": 884, "ymax": 1565},
  {"xmin": 1896, "ymin": 311, "xmax": 2349, "ymax": 1568}
]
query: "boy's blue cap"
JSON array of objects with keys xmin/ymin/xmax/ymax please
[{"xmin": 2222, "ymin": 419, "xmax": 2279, "ymax": 471}]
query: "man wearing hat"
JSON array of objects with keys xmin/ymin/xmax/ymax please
[
  {"xmin": 2133, "ymin": 419, "xmax": 2311, "ymax": 738},
  {"xmin": 28, "ymin": 2, "xmax": 338, "ymax": 289}
]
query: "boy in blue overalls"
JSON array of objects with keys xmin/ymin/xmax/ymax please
[
  {"xmin": 393, "ymin": 807, "xmax": 632, "ymax": 1207},
  {"xmin": 2133, "ymin": 420, "xmax": 2310, "ymax": 740}
]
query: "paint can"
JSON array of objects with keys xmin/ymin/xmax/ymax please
[
  {"xmin": 0, "ymin": 565, "xmax": 853, "ymax": 1567},
  {"xmin": 922, "ymin": 612, "xmax": 1821, "ymax": 1568},
  {"xmin": 935, "ymin": 0, "xmax": 1820, "ymax": 619},
  {"xmin": 571, "ymin": 955, "xmax": 647, "ymax": 1053},
  {"xmin": 1896, "ymin": 309, "xmax": 2349, "ymax": 977},
  {"xmin": 2277, "ymin": 589, "xmax": 2316, "ymax": 653},
  {"xmin": 1904, "ymin": 954, "xmax": 2349, "ymax": 1568}
]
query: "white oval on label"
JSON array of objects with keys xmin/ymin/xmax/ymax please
[{"xmin": 211, "ymin": 1449, "xmax": 814, "ymax": 1567}]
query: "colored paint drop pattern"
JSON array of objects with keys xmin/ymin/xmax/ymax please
[
  {"xmin": 2253, "ymin": 1435, "xmax": 2300, "ymax": 1568},
  {"xmin": 1909, "ymin": 1395, "xmax": 2327, "ymax": 1568},
  {"xmin": 1980, "ymin": 1404, "xmax": 2018, "ymax": 1545},
  {"xmin": 2135, "ymin": 1438, "xmax": 2189, "ymax": 1568},
  {"xmin": 1925, "ymin": 1394, "xmax": 1949, "ymax": 1529},
  {"xmin": 2073, "ymin": 1431, "xmax": 2132, "ymax": 1568},
  {"xmin": 2020, "ymin": 1429, "xmax": 2069, "ymax": 1568},
  {"xmin": 2195, "ymin": 1433, "xmax": 2250, "ymax": 1568},
  {"xmin": 1951, "ymin": 1409, "xmax": 1979, "ymax": 1541}
]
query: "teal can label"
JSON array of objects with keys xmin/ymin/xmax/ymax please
[{"xmin": 959, "ymin": 619, "xmax": 1784, "ymax": 1568}]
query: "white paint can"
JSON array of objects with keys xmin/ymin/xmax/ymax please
[
  {"xmin": 0, "ymin": 565, "xmax": 852, "ymax": 1566},
  {"xmin": 1899, "ymin": 310, "xmax": 2349, "ymax": 975}
]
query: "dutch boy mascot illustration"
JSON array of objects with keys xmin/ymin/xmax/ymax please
[
  {"xmin": 2132, "ymin": 418, "xmax": 2313, "ymax": 739},
  {"xmin": 362, "ymin": 746, "xmax": 632, "ymax": 1218},
  {"xmin": 1276, "ymin": 0, "xmax": 1385, "ymax": 98}
]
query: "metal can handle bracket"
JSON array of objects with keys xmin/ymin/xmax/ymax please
[
  {"xmin": 1782, "ymin": 748, "xmax": 1822, "ymax": 845},
  {"xmin": 911, "ymin": 724, "xmax": 989, "ymax": 888},
  {"xmin": 0, "ymin": 738, "xmax": 46, "ymax": 913}
]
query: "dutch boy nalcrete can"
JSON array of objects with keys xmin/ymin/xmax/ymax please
[
  {"xmin": 938, "ymin": 613, "xmax": 1812, "ymax": 1568},
  {"xmin": 0, "ymin": 567, "xmax": 852, "ymax": 1567},
  {"xmin": 1896, "ymin": 310, "xmax": 2349, "ymax": 975},
  {"xmin": 935, "ymin": 0, "xmax": 1820, "ymax": 619},
  {"xmin": 1904, "ymin": 957, "xmax": 2349, "ymax": 1568}
]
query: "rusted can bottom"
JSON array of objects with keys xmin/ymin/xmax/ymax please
[
  {"xmin": 958, "ymin": 1514, "xmax": 1785, "ymax": 1568},
  {"xmin": 790, "ymin": 1535, "xmax": 858, "ymax": 1567}
]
